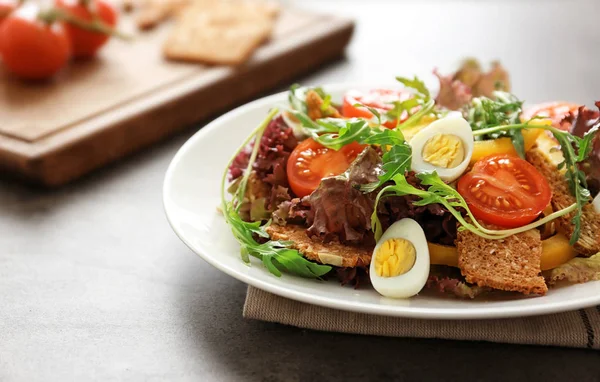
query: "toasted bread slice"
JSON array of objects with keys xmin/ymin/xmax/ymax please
[
  {"xmin": 457, "ymin": 227, "xmax": 548, "ymax": 295},
  {"xmin": 265, "ymin": 224, "xmax": 372, "ymax": 268},
  {"xmin": 527, "ymin": 147, "xmax": 600, "ymax": 256}
]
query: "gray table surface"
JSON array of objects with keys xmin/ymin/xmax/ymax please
[{"xmin": 3, "ymin": 1, "xmax": 600, "ymax": 381}]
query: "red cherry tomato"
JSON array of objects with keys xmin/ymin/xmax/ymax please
[
  {"xmin": 457, "ymin": 154, "xmax": 552, "ymax": 228},
  {"xmin": 0, "ymin": 5, "xmax": 71, "ymax": 80},
  {"xmin": 55, "ymin": 0, "xmax": 118, "ymax": 58},
  {"xmin": 521, "ymin": 102, "xmax": 581, "ymax": 131},
  {"xmin": 342, "ymin": 89, "xmax": 412, "ymax": 129},
  {"xmin": 287, "ymin": 138, "xmax": 365, "ymax": 198}
]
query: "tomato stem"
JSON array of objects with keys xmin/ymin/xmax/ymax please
[{"xmin": 38, "ymin": 8, "xmax": 131, "ymax": 41}]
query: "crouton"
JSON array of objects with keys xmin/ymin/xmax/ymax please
[
  {"xmin": 306, "ymin": 90, "xmax": 341, "ymax": 120},
  {"xmin": 457, "ymin": 227, "xmax": 548, "ymax": 295},
  {"xmin": 527, "ymin": 148, "xmax": 600, "ymax": 256},
  {"xmin": 265, "ymin": 224, "xmax": 372, "ymax": 268}
]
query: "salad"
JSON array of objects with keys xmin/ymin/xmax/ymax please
[{"xmin": 221, "ymin": 59, "xmax": 600, "ymax": 299}]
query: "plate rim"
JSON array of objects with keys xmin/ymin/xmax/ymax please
[{"xmin": 163, "ymin": 84, "xmax": 600, "ymax": 320}]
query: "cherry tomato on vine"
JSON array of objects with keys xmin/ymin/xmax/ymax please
[
  {"xmin": 0, "ymin": 4, "xmax": 71, "ymax": 80},
  {"xmin": 55, "ymin": 0, "xmax": 118, "ymax": 58}
]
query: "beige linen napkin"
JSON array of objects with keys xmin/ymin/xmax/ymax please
[{"xmin": 243, "ymin": 287, "xmax": 600, "ymax": 349}]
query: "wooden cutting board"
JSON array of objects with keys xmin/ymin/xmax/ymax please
[{"xmin": 0, "ymin": 7, "xmax": 354, "ymax": 186}]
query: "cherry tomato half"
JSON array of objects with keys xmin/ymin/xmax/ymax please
[
  {"xmin": 521, "ymin": 102, "xmax": 581, "ymax": 131},
  {"xmin": 55, "ymin": 0, "xmax": 118, "ymax": 58},
  {"xmin": 287, "ymin": 138, "xmax": 365, "ymax": 198},
  {"xmin": 457, "ymin": 154, "xmax": 552, "ymax": 228},
  {"xmin": 342, "ymin": 89, "xmax": 412, "ymax": 129},
  {"xmin": 0, "ymin": 5, "xmax": 71, "ymax": 80}
]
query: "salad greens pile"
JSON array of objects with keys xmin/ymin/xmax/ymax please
[
  {"xmin": 223, "ymin": 74, "xmax": 600, "ymax": 277},
  {"xmin": 288, "ymin": 79, "xmax": 595, "ymax": 244},
  {"xmin": 220, "ymin": 108, "xmax": 331, "ymax": 278}
]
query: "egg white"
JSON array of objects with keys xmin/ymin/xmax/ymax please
[
  {"xmin": 409, "ymin": 115, "xmax": 474, "ymax": 182},
  {"xmin": 369, "ymin": 219, "xmax": 430, "ymax": 299}
]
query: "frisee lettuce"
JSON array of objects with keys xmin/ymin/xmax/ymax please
[{"xmin": 220, "ymin": 108, "xmax": 331, "ymax": 278}]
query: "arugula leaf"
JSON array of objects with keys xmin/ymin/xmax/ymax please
[
  {"xmin": 465, "ymin": 91, "xmax": 525, "ymax": 157},
  {"xmin": 552, "ymin": 126, "xmax": 598, "ymax": 244},
  {"xmin": 396, "ymin": 76, "xmax": 431, "ymax": 100},
  {"xmin": 364, "ymin": 128, "xmax": 407, "ymax": 147},
  {"xmin": 383, "ymin": 76, "xmax": 436, "ymax": 129},
  {"xmin": 225, "ymin": 204, "xmax": 331, "ymax": 277},
  {"xmin": 361, "ymin": 144, "xmax": 412, "ymax": 194},
  {"xmin": 370, "ymin": 171, "xmax": 578, "ymax": 241},
  {"xmin": 221, "ymin": 108, "xmax": 332, "ymax": 278},
  {"xmin": 313, "ymin": 118, "xmax": 373, "ymax": 150},
  {"xmin": 386, "ymin": 98, "xmax": 421, "ymax": 121},
  {"xmin": 399, "ymin": 99, "xmax": 436, "ymax": 130}
]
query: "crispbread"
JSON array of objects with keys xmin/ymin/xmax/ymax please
[
  {"xmin": 527, "ymin": 147, "xmax": 600, "ymax": 255},
  {"xmin": 266, "ymin": 224, "xmax": 372, "ymax": 268},
  {"xmin": 163, "ymin": 0, "xmax": 277, "ymax": 65},
  {"xmin": 457, "ymin": 227, "xmax": 548, "ymax": 295}
]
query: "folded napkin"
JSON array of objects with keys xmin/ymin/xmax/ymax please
[{"xmin": 243, "ymin": 287, "xmax": 600, "ymax": 350}]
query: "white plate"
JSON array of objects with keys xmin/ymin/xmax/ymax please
[{"xmin": 163, "ymin": 85, "xmax": 600, "ymax": 319}]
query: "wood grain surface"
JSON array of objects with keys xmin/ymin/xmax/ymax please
[{"xmin": 0, "ymin": 7, "xmax": 354, "ymax": 186}]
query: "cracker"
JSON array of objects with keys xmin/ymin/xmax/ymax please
[
  {"xmin": 136, "ymin": 0, "xmax": 190, "ymax": 30},
  {"xmin": 163, "ymin": 2, "xmax": 275, "ymax": 65}
]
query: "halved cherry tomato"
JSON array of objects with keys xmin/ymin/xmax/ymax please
[
  {"xmin": 0, "ymin": 4, "xmax": 71, "ymax": 80},
  {"xmin": 55, "ymin": 0, "xmax": 118, "ymax": 58},
  {"xmin": 342, "ymin": 89, "xmax": 412, "ymax": 129},
  {"xmin": 287, "ymin": 138, "xmax": 365, "ymax": 198},
  {"xmin": 457, "ymin": 154, "xmax": 552, "ymax": 228},
  {"xmin": 521, "ymin": 102, "xmax": 581, "ymax": 130}
]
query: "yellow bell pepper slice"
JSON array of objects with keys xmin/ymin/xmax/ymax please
[
  {"xmin": 428, "ymin": 242, "xmax": 459, "ymax": 267},
  {"xmin": 470, "ymin": 128, "xmax": 543, "ymax": 165},
  {"xmin": 470, "ymin": 118, "xmax": 552, "ymax": 165},
  {"xmin": 428, "ymin": 232, "xmax": 577, "ymax": 271},
  {"xmin": 540, "ymin": 233, "xmax": 577, "ymax": 271}
]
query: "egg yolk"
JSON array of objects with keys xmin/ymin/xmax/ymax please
[
  {"xmin": 374, "ymin": 239, "xmax": 416, "ymax": 278},
  {"xmin": 421, "ymin": 134, "xmax": 465, "ymax": 168}
]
